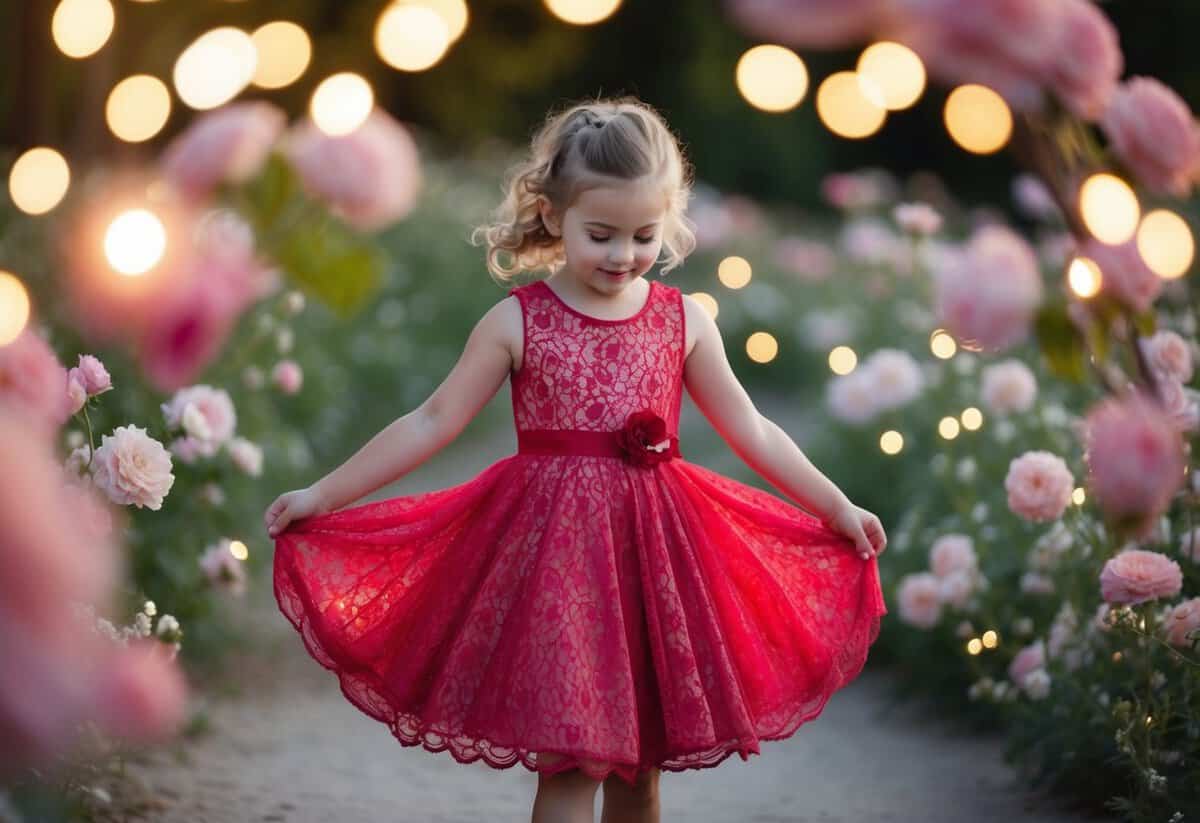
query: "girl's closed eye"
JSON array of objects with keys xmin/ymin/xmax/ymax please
[{"xmin": 587, "ymin": 233, "xmax": 657, "ymax": 244}]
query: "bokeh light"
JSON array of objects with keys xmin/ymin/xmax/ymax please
[
  {"xmin": 746, "ymin": 331, "xmax": 778, "ymax": 363},
  {"xmin": 51, "ymin": 0, "xmax": 115, "ymax": 59},
  {"xmin": 1136, "ymin": 209, "xmax": 1194, "ymax": 279},
  {"xmin": 828, "ymin": 345, "xmax": 857, "ymax": 375},
  {"xmin": 1079, "ymin": 173, "xmax": 1139, "ymax": 245},
  {"xmin": 229, "ymin": 540, "xmax": 249, "ymax": 560},
  {"xmin": 251, "ymin": 21, "xmax": 312, "ymax": 89},
  {"xmin": 856, "ymin": 41, "xmax": 925, "ymax": 110},
  {"xmin": 717, "ymin": 256, "xmax": 752, "ymax": 288},
  {"xmin": 310, "ymin": 73, "xmax": 375, "ymax": 136},
  {"xmin": 9, "ymin": 148, "xmax": 71, "ymax": 216},
  {"xmin": 880, "ymin": 430, "xmax": 904, "ymax": 454},
  {"xmin": 960, "ymin": 407, "xmax": 983, "ymax": 430},
  {"xmin": 0, "ymin": 272, "xmax": 31, "ymax": 346},
  {"xmin": 375, "ymin": 3, "xmax": 452, "ymax": 72},
  {"xmin": 816, "ymin": 71, "xmax": 886, "ymax": 139},
  {"xmin": 106, "ymin": 75, "xmax": 172, "ymax": 143},
  {"xmin": 544, "ymin": 0, "xmax": 622, "ymax": 25},
  {"xmin": 174, "ymin": 27, "xmax": 258, "ymax": 110},
  {"xmin": 929, "ymin": 329, "xmax": 956, "ymax": 359},
  {"xmin": 1067, "ymin": 257, "xmax": 1103, "ymax": 298},
  {"xmin": 736, "ymin": 45, "xmax": 808, "ymax": 113},
  {"xmin": 688, "ymin": 291, "xmax": 719, "ymax": 319},
  {"xmin": 397, "ymin": 0, "xmax": 469, "ymax": 42},
  {"xmin": 104, "ymin": 209, "xmax": 167, "ymax": 276},
  {"xmin": 938, "ymin": 416, "xmax": 960, "ymax": 439},
  {"xmin": 944, "ymin": 84, "xmax": 1011, "ymax": 154}
]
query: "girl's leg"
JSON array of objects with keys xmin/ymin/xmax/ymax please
[
  {"xmin": 600, "ymin": 768, "xmax": 661, "ymax": 823},
  {"xmin": 530, "ymin": 752, "xmax": 603, "ymax": 823}
]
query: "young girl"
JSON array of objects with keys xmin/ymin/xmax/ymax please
[{"xmin": 266, "ymin": 96, "xmax": 888, "ymax": 823}]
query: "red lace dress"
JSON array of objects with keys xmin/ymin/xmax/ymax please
[{"xmin": 273, "ymin": 277, "xmax": 887, "ymax": 787}]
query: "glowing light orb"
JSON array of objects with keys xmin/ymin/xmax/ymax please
[
  {"xmin": 938, "ymin": 416, "xmax": 961, "ymax": 439},
  {"xmin": 9, "ymin": 148, "xmax": 71, "ymax": 216},
  {"xmin": 52, "ymin": 0, "xmax": 115, "ymax": 59},
  {"xmin": 375, "ymin": 4, "xmax": 452, "ymax": 72},
  {"xmin": 828, "ymin": 345, "xmax": 857, "ymax": 375},
  {"xmin": 688, "ymin": 291, "xmax": 719, "ymax": 319},
  {"xmin": 106, "ymin": 75, "xmax": 172, "ymax": 143},
  {"xmin": 1136, "ymin": 209, "xmax": 1194, "ymax": 279},
  {"xmin": 746, "ymin": 331, "xmax": 778, "ymax": 363},
  {"xmin": 310, "ymin": 73, "xmax": 375, "ymax": 136},
  {"xmin": 929, "ymin": 329, "xmax": 956, "ymax": 359},
  {"xmin": 816, "ymin": 71, "xmax": 886, "ymax": 139},
  {"xmin": 544, "ymin": 0, "xmax": 622, "ymax": 25},
  {"xmin": 0, "ymin": 272, "xmax": 31, "ymax": 346},
  {"xmin": 736, "ymin": 45, "xmax": 809, "ymax": 113},
  {"xmin": 717, "ymin": 256, "xmax": 752, "ymax": 288},
  {"xmin": 251, "ymin": 22, "xmax": 312, "ymax": 89},
  {"xmin": 104, "ymin": 209, "xmax": 167, "ymax": 276},
  {"xmin": 880, "ymin": 429, "xmax": 904, "ymax": 454},
  {"xmin": 174, "ymin": 27, "xmax": 258, "ymax": 110},
  {"xmin": 856, "ymin": 41, "xmax": 925, "ymax": 110},
  {"xmin": 944, "ymin": 84, "xmax": 1011, "ymax": 154},
  {"xmin": 1067, "ymin": 257, "xmax": 1103, "ymax": 298},
  {"xmin": 1079, "ymin": 173, "xmax": 1140, "ymax": 245}
]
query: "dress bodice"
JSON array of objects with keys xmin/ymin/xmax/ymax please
[{"xmin": 508, "ymin": 278, "xmax": 686, "ymax": 436}]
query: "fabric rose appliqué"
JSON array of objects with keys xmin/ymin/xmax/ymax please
[{"xmin": 616, "ymin": 410, "xmax": 681, "ymax": 468}]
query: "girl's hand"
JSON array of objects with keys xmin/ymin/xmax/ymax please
[
  {"xmin": 822, "ymin": 502, "xmax": 887, "ymax": 561},
  {"xmin": 265, "ymin": 486, "xmax": 328, "ymax": 538}
]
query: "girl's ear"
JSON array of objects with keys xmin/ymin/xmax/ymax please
[{"xmin": 538, "ymin": 196, "xmax": 562, "ymax": 238}]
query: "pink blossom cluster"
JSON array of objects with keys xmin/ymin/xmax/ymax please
[{"xmin": 896, "ymin": 533, "xmax": 983, "ymax": 628}]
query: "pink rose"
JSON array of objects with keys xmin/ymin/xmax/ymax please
[
  {"xmin": 1083, "ymin": 391, "xmax": 1185, "ymax": 538},
  {"xmin": 1140, "ymin": 330, "xmax": 1193, "ymax": 384},
  {"xmin": 1005, "ymin": 450, "xmax": 1074, "ymax": 522},
  {"xmin": 1162, "ymin": 597, "xmax": 1200, "ymax": 648},
  {"xmin": 1078, "ymin": 235, "xmax": 1163, "ymax": 315},
  {"xmin": 94, "ymin": 640, "xmax": 188, "ymax": 744},
  {"xmin": 92, "ymin": 425, "xmax": 176, "ymax": 510},
  {"xmin": 893, "ymin": 202, "xmax": 942, "ymax": 235},
  {"xmin": 1158, "ymin": 376, "xmax": 1200, "ymax": 433},
  {"xmin": 272, "ymin": 360, "xmax": 303, "ymax": 395},
  {"xmin": 1102, "ymin": 76, "xmax": 1200, "ymax": 197},
  {"xmin": 284, "ymin": 108, "xmax": 423, "ymax": 232},
  {"xmin": 198, "ymin": 538, "xmax": 247, "ymax": 596},
  {"xmin": 1046, "ymin": 0, "xmax": 1122, "ymax": 121},
  {"xmin": 980, "ymin": 359, "xmax": 1037, "ymax": 415},
  {"xmin": 65, "ymin": 368, "xmax": 88, "ymax": 415},
  {"xmin": 897, "ymin": 572, "xmax": 942, "ymax": 629},
  {"xmin": 825, "ymin": 368, "xmax": 880, "ymax": 424},
  {"xmin": 0, "ymin": 329, "xmax": 71, "ymax": 430},
  {"xmin": 162, "ymin": 101, "xmax": 288, "ymax": 200},
  {"xmin": 773, "ymin": 236, "xmax": 835, "ymax": 282},
  {"xmin": 937, "ymin": 569, "xmax": 974, "ymax": 608},
  {"xmin": 934, "ymin": 225, "xmax": 1044, "ymax": 352},
  {"xmin": 161, "ymin": 385, "xmax": 237, "ymax": 446},
  {"xmin": 1099, "ymin": 548, "xmax": 1183, "ymax": 605},
  {"xmin": 227, "ymin": 437, "xmax": 263, "ymax": 476},
  {"xmin": 929, "ymin": 533, "xmax": 977, "ymax": 577},
  {"xmin": 726, "ymin": 0, "xmax": 885, "ymax": 48},
  {"xmin": 76, "ymin": 354, "xmax": 113, "ymax": 395},
  {"xmin": 862, "ymin": 348, "xmax": 924, "ymax": 411},
  {"xmin": 1007, "ymin": 639, "xmax": 1046, "ymax": 688}
]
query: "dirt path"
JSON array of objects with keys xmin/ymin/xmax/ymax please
[{"xmin": 95, "ymin": 390, "xmax": 1114, "ymax": 822}]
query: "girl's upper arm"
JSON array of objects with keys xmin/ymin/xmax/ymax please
[
  {"xmin": 681, "ymin": 295, "xmax": 765, "ymax": 453},
  {"xmin": 418, "ymin": 296, "xmax": 520, "ymax": 442}
]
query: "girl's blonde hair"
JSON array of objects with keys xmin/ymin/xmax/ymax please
[{"xmin": 473, "ymin": 96, "xmax": 696, "ymax": 283}]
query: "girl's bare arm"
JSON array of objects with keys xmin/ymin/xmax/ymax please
[
  {"xmin": 681, "ymin": 295, "xmax": 853, "ymax": 523},
  {"xmin": 310, "ymin": 297, "xmax": 519, "ymax": 512}
]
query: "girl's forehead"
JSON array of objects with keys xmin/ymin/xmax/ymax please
[{"xmin": 571, "ymin": 180, "xmax": 669, "ymax": 226}]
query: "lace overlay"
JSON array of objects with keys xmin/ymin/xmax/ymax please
[{"xmin": 274, "ymin": 276, "xmax": 888, "ymax": 788}]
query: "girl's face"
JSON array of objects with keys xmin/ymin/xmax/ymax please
[{"xmin": 540, "ymin": 176, "xmax": 668, "ymax": 297}]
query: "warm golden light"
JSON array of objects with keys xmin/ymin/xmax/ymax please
[
  {"xmin": 9, "ymin": 148, "xmax": 71, "ymax": 216},
  {"xmin": 51, "ymin": 0, "xmax": 115, "ymax": 59},
  {"xmin": 375, "ymin": 3, "xmax": 452, "ymax": 72},
  {"xmin": 411, "ymin": 0, "xmax": 469, "ymax": 41},
  {"xmin": 981, "ymin": 630, "xmax": 998, "ymax": 648},
  {"xmin": 106, "ymin": 75, "xmax": 172, "ymax": 143},
  {"xmin": 829, "ymin": 345, "xmax": 857, "ymax": 375},
  {"xmin": 544, "ymin": 0, "xmax": 622, "ymax": 24},
  {"xmin": 961, "ymin": 407, "xmax": 983, "ymax": 430},
  {"xmin": 1067, "ymin": 256, "xmax": 1103, "ymax": 298},
  {"xmin": 966, "ymin": 638, "xmax": 982, "ymax": 655},
  {"xmin": 929, "ymin": 329, "xmax": 957, "ymax": 359},
  {"xmin": 880, "ymin": 429, "xmax": 904, "ymax": 454},
  {"xmin": 856, "ymin": 41, "xmax": 925, "ymax": 110},
  {"xmin": 717, "ymin": 256, "xmax": 752, "ymax": 288},
  {"xmin": 746, "ymin": 331, "xmax": 778, "ymax": 363},
  {"xmin": 816, "ymin": 71, "xmax": 887, "ymax": 139},
  {"xmin": 1137, "ymin": 209, "xmax": 1194, "ymax": 279},
  {"xmin": 938, "ymin": 416, "xmax": 961, "ymax": 439},
  {"xmin": 174, "ymin": 27, "xmax": 257, "ymax": 111},
  {"xmin": 0, "ymin": 272, "xmax": 31, "ymax": 346},
  {"xmin": 944, "ymin": 85, "xmax": 1011, "ymax": 154},
  {"xmin": 736, "ymin": 45, "xmax": 809, "ymax": 113},
  {"xmin": 310, "ymin": 73, "xmax": 375, "ymax": 136},
  {"xmin": 1072, "ymin": 487, "xmax": 1086, "ymax": 505},
  {"xmin": 251, "ymin": 21, "xmax": 312, "ymax": 89},
  {"xmin": 229, "ymin": 540, "xmax": 249, "ymax": 560},
  {"xmin": 104, "ymin": 209, "xmax": 167, "ymax": 276},
  {"xmin": 689, "ymin": 291, "xmax": 719, "ymax": 320},
  {"xmin": 1079, "ymin": 173, "xmax": 1139, "ymax": 244}
]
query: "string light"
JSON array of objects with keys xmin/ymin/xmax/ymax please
[
  {"xmin": 8, "ymin": 148, "xmax": 71, "ymax": 216},
  {"xmin": 544, "ymin": 0, "xmax": 622, "ymax": 25},
  {"xmin": 929, "ymin": 329, "xmax": 956, "ymax": 359},
  {"xmin": 1136, "ymin": 209, "xmax": 1194, "ymax": 279},
  {"xmin": 688, "ymin": 291, "xmax": 719, "ymax": 320},
  {"xmin": 1067, "ymin": 257, "xmax": 1103, "ymax": 298},
  {"xmin": 106, "ymin": 75, "xmax": 172, "ymax": 142},
  {"xmin": 879, "ymin": 430, "xmax": 903, "ymax": 454},
  {"xmin": 0, "ymin": 271, "xmax": 31, "ymax": 346},
  {"xmin": 251, "ymin": 22, "xmax": 312, "ymax": 89},
  {"xmin": 736, "ymin": 45, "xmax": 808, "ymax": 113},
  {"xmin": 856, "ymin": 41, "xmax": 925, "ymax": 110},
  {"xmin": 746, "ymin": 331, "xmax": 778, "ymax": 363},
  {"xmin": 310, "ymin": 73, "xmax": 375, "ymax": 136},
  {"xmin": 174, "ymin": 27, "xmax": 258, "ymax": 110},
  {"xmin": 944, "ymin": 85, "xmax": 1011, "ymax": 154},
  {"xmin": 1078, "ymin": 173, "xmax": 1139, "ymax": 245},
  {"xmin": 51, "ymin": 0, "xmax": 115, "ymax": 59},
  {"xmin": 104, "ymin": 209, "xmax": 167, "ymax": 276},
  {"xmin": 375, "ymin": 3, "xmax": 452, "ymax": 72},
  {"xmin": 717, "ymin": 256, "xmax": 752, "ymax": 288},
  {"xmin": 816, "ymin": 71, "xmax": 886, "ymax": 139},
  {"xmin": 828, "ymin": 345, "xmax": 857, "ymax": 375}
]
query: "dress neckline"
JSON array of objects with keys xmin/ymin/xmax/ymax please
[{"xmin": 540, "ymin": 278, "xmax": 655, "ymax": 325}]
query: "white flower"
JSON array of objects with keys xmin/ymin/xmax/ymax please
[
  {"xmin": 1022, "ymin": 668, "xmax": 1052, "ymax": 700},
  {"xmin": 181, "ymin": 402, "xmax": 213, "ymax": 441},
  {"xmin": 227, "ymin": 437, "xmax": 264, "ymax": 477},
  {"xmin": 92, "ymin": 425, "xmax": 175, "ymax": 510}
]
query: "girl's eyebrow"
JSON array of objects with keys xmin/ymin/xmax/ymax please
[{"xmin": 584, "ymin": 221, "xmax": 660, "ymax": 231}]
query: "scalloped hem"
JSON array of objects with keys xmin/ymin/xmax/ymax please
[{"xmin": 273, "ymin": 552, "xmax": 885, "ymax": 790}]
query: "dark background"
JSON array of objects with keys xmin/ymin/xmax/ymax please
[{"xmin": 3, "ymin": 0, "xmax": 1198, "ymax": 210}]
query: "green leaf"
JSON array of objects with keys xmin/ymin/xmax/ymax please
[
  {"xmin": 273, "ymin": 217, "xmax": 383, "ymax": 318},
  {"xmin": 1034, "ymin": 301, "xmax": 1087, "ymax": 383},
  {"xmin": 238, "ymin": 151, "xmax": 297, "ymax": 234},
  {"xmin": 1131, "ymin": 307, "xmax": 1157, "ymax": 336}
]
